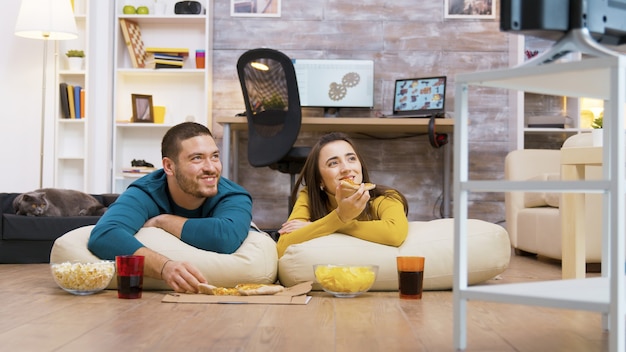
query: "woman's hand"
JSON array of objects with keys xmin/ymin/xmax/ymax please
[
  {"xmin": 334, "ymin": 183, "xmax": 370, "ymax": 222},
  {"xmin": 278, "ymin": 219, "xmax": 311, "ymax": 235}
]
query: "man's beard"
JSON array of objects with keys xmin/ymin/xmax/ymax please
[{"xmin": 175, "ymin": 170, "xmax": 218, "ymax": 198}]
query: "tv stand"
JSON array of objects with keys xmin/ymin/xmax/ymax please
[{"xmin": 523, "ymin": 28, "xmax": 621, "ymax": 66}]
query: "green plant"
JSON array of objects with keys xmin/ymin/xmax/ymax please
[
  {"xmin": 591, "ymin": 116, "xmax": 603, "ymax": 129},
  {"xmin": 263, "ymin": 94, "xmax": 286, "ymax": 109},
  {"xmin": 65, "ymin": 50, "xmax": 85, "ymax": 58}
]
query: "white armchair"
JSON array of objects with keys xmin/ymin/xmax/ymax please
[{"xmin": 504, "ymin": 135, "xmax": 602, "ymax": 262}]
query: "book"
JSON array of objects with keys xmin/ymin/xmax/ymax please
[
  {"xmin": 145, "ymin": 47, "xmax": 189, "ymax": 57},
  {"xmin": 145, "ymin": 52, "xmax": 184, "ymax": 61},
  {"xmin": 155, "ymin": 62, "xmax": 184, "ymax": 69},
  {"xmin": 119, "ymin": 19, "xmax": 146, "ymax": 68},
  {"xmin": 67, "ymin": 84, "xmax": 75, "ymax": 119},
  {"xmin": 145, "ymin": 59, "xmax": 185, "ymax": 69},
  {"xmin": 80, "ymin": 88, "xmax": 85, "ymax": 118},
  {"xmin": 73, "ymin": 85, "xmax": 82, "ymax": 119},
  {"xmin": 59, "ymin": 83, "xmax": 70, "ymax": 119}
]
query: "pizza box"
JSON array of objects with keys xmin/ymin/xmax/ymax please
[{"xmin": 161, "ymin": 281, "xmax": 313, "ymax": 305}]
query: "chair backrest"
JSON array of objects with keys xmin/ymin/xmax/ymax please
[{"xmin": 236, "ymin": 48, "xmax": 302, "ymax": 167}]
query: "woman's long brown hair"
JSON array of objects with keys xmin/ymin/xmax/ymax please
[{"xmin": 290, "ymin": 132, "xmax": 408, "ymax": 221}]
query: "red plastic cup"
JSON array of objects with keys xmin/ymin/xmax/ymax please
[{"xmin": 115, "ymin": 255, "xmax": 144, "ymax": 299}]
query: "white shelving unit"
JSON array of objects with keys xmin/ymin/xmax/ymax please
[
  {"xmin": 453, "ymin": 56, "xmax": 625, "ymax": 351},
  {"xmin": 509, "ymin": 34, "xmax": 590, "ymax": 149},
  {"xmin": 54, "ymin": 0, "xmax": 88, "ymax": 191},
  {"xmin": 112, "ymin": 0, "xmax": 211, "ymax": 193}
]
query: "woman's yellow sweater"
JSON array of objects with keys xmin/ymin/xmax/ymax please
[{"xmin": 277, "ymin": 189, "xmax": 409, "ymax": 257}]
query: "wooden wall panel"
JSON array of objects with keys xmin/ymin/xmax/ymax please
[{"xmin": 210, "ymin": 0, "xmax": 513, "ymax": 230}]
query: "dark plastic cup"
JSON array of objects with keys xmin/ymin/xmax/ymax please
[
  {"xmin": 115, "ymin": 255, "xmax": 144, "ymax": 299},
  {"xmin": 397, "ymin": 256, "xmax": 425, "ymax": 299}
]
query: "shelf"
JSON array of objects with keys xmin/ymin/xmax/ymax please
[
  {"xmin": 116, "ymin": 68, "xmax": 204, "ymax": 77},
  {"xmin": 54, "ymin": 0, "xmax": 89, "ymax": 191},
  {"xmin": 112, "ymin": 0, "xmax": 211, "ymax": 193},
  {"xmin": 115, "ymin": 122, "xmax": 173, "ymax": 128},
  {"xmin": 462, "ymin": 277, "xmax": 618, "ymax": 313},
  {"xmin": 117, "ymin": 14, "xmax": 206, "ymax": 25},
  {"xmin": 454, "ymin": 55, "xmax": 626, "ymax": 351}
]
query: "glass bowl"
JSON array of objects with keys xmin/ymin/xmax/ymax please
[
  {"xmin": 313, "ymin": 264, "xmax": 378, "ymax": 298},
  {"xmin": 50, "ymin": 260, "xmax": 116, "ymax": 295}
]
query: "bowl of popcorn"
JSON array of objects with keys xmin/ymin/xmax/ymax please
[
  {"xmin": 313, "ymin": 264, "xmax": 378, "ymax": 298},
  {"xmin": 50, "ymin": 260, "xmax": 116, "ymax": 295}
]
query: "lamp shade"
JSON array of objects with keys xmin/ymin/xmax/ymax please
[{"xmin": 15, "ymin": 0, "xmax": 77, "ymax": 40}]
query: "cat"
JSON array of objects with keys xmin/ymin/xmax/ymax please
[{"xmin": 12, "ymin": 188, "xmax": 108, "ymax": 217}]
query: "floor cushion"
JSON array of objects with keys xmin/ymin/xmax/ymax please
[
  {"xmin": 278, "ymin": 219, "xmax": 511, "ymax": 291},
  {"xmin": 50, "ymin": 225, "xmax": 278, "ymax": 290}
]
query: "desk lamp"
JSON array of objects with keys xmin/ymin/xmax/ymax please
[{"xmin": 14, "ymin": 0, "xmax": 77, "ymax": 188}]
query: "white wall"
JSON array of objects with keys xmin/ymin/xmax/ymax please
[
  {"xmin": 1, "ymin": 1, "xmax": 56, "ymax": 192},
  {"xmin": 1, "ymin": 0, "xmax": 114, "ymax": 194}
]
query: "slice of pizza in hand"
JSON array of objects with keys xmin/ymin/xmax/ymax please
[{"xmin": 340, "ymin": 178, "xmax": 376, "ymax": 191}]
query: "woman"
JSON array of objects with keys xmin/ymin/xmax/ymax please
[{"xmin": 277, "ymin": 132, "xmax": 409, "ymax": 257}]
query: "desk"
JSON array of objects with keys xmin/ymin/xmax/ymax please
[
  {"xmin": 216, "ymin": 116, "xmax": 455, "ymax": 217},
  {"xmin": 560, "ymin": 146, "xmax": 602, "ymax": 279}
]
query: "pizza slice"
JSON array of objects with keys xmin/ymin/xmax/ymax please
[
  {"xmin": 197, "ymin": 283, "xmax": 284, "ymax": 296},
  {"xmin": 340, "ymin": 178, "xmax": 376, "ymax": 191}
]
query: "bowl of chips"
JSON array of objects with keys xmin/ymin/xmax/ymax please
[
  {"xmin": 313, "ymin": 264, "xmax": 378, "ymax": 298},
  {"xmin": 50, "ymin": 260, "xmax": 116, "ymax": 295}
]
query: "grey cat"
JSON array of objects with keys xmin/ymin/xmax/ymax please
[{"xmin": 12, "ymin": 188, "xmax": 108, "ymax": 217}]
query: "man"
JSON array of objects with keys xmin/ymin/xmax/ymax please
[{"xmin": 88, "ymin": 122, "xmax": 253, "ymax": 293}]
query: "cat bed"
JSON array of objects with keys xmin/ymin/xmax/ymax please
[
  {"xmin": 50, "ymin": 225, "xmax": 278, "ymax": 290},
  {"xmin": 278, "ymin": 219, "xmax": 511, "ymax": 291}
]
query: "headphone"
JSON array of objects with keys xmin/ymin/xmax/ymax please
[{"xmin": 428, "ymin": 113, "xmax": 448, "ymax": 148}]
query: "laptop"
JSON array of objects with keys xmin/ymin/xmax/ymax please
[{"xmin": 390, "ymin": 76, "xmax": 447, "ymax": 118}]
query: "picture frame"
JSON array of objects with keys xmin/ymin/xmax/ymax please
[
  {"xmin": 231, "ymin": 0, "xmax": 281, "ymax": 17},
  {"xmin": 444, "ymin": 0, "xmax": 496, "ymax": 19},
  {"xmin": 131, "ymin": 94, "xmax": 154, "ymax": 123}
]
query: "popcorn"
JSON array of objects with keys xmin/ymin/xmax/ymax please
[{"xmin": 51, "ymin": 261, "xmax": 115, "ymax": 293}]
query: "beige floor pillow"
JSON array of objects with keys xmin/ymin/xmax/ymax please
[
  {"xmin": 278, "ymin": 219, "xmax": 511, "ymax": 291},
  {"xmin": 50, "ymin": 225, "xmax": 278, "ymax": 290}
]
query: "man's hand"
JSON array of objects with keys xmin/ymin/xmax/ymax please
[
  {"xmin": 143, "ymin": 214, "xmax": 186, "ymax": 239},
  {"xmin": 134, "ymin": 247, "xmax": 207, "ymax": 293},
  {"xmin": 160, "ymin": 259, "xmax": 208, "ymax": 293}
]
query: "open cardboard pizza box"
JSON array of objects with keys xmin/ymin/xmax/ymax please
[{"xmin": 161, "ymin": 281, "xmax": 313, "ymax": 305}]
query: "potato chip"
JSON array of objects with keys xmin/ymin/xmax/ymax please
[{"xmin": 314, "ymin": 265, "xmax": 377, "ymax": 293}]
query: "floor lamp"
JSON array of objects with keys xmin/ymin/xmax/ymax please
[{"xmin": 14, "ymin": 0, "xmax": 77, "ymax": 188}]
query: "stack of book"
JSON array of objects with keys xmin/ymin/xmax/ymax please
[
  {"xmin": 59, "ymin": 82, "xmax": 85, "ymax": 119},
  {"xmin": 144, "ymin": 47, "xmax": 189, "ymax": 69}
]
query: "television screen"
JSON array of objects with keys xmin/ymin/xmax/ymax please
[
  {"xmin": 501, "ymin": 0, "xmax": 626, "ymax": 46},
  {"xmin": 292, "ymin": 59, "xmax": 374, "ymax": 108}
]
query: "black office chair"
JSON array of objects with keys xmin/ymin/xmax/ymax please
[{"xmin": 237, "ymin": 48, "xmax": 311, "ymax": 212}]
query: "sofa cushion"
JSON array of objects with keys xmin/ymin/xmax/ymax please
[
  {"xmin": 524, "ymin": 173, "xmax": 561, "ymax": 208},
  {"xmin": 2, "ymin": 214, "xmax": 101, "ymax": 241},
  {"xmin": 50, "ymin": 225, "xmax": 279, "ymax": 290},
  {"xmin": 278, "ymin": 219, "xmax": 511, "ymax": 291}
]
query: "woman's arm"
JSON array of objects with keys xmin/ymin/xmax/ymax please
[
  {"xmin": 336, "ymin": 195, "xmax": 409, "ymax": 247},
  {"xmin": 277, "ymin": 191, "xmax": 409, "ymax": 257}
]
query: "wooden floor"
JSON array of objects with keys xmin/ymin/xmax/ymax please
[{"xmin": 0, "ymin": 253, "xmax": 608, "ymax": 352}]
